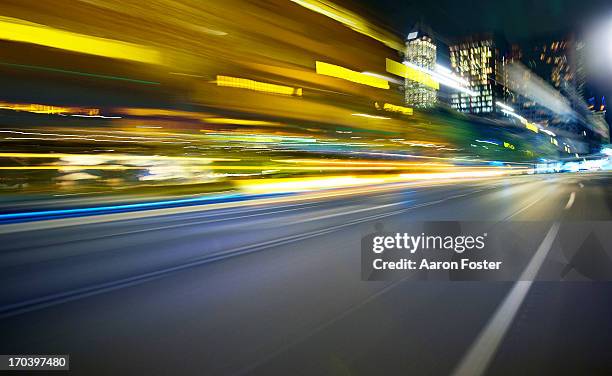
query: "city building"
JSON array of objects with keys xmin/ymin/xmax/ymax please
[
  {"xmin": 449, "ymin": 35, "xmax": 506, "ymax": 115},
  {"xmin": 527, "ymin": 39, "xmax": 574, "ymax": 89},
  {"xmin": 404, "ymin": 29, "xmax": 437, "ymax": 108},
  {"xmin": 519, "ymin": 36, "xmax": 597, "ymax": 136}
]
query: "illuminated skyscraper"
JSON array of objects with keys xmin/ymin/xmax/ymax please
[
  {"xmin": 525, "ymin": 39, "xmax": 575, "ymax": 89},
  {"xmin": 404, "ymin": 31, "xmax": 437, "ymax": 108},
  {"xmin": 519, "ymin": 36, "xmax": 593, "ymax": 134},
  {"xmin": 449, "ymin": 36, "xmax": 503, "ymax": 114}
]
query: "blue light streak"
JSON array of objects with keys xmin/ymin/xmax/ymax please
[{"xmin": 0, "ymin": 192, "xmax": 290, "ymax": 223}]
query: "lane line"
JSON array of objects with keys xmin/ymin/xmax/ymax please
[
  {"xmin": 0, "ymin": 205, "xmax": 325, "ymax": 262},
  {"xmin": 564, "ymin": 192, "xmax": 575, "ymax": 210},
  {"xmin": 504, "ymin": 196, "xmax": 544, "ymax": 220},
  {"xmin": 235, "ymin": 277, "xmax": 411, "ymax": 376},
  {"xmin": 450, "ymin": 222, "xmax": 561, "ymax": 376},
  {"xmin": 290, "ymin": 200, "xmax": 414, "ymax": 224},
  {"xmin": 501, "ymin": 178, "xmax": 563, "ymax": 221}
]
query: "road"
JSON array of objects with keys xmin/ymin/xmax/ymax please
[{"xmin": 0, "ymin": 172, "xmax": 611, "ymax": 375}]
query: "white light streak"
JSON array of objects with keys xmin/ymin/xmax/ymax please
[
  {"xmin": 362, "ymin": 71, "xmax": 403, "ymax": 85},
  {"xmin": 496, "ymin": 101, "xmax": 515, "ymax": 112},
  {"xmin": 540, "ymin": 129, "xmax": 556, "ymax": 137},
  {"xmin": 351, "ymin": 113, "xmax": 391, "ymax": 120}
]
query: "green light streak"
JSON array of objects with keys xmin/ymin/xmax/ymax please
[{"xmin": 0, "ymin": 62, "xmax": 160, "ymax": 85}]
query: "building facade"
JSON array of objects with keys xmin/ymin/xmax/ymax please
[
  {"xmin": 523, "ymin": 38, "xmax": 581, "ymax": 98},
  {"xmin": 449, "ymin": 36, "xmax": 504, "ymax": 115},
  {"xmin": 404, "ymin": 33, "xmax": 437, "ymax": 108}
]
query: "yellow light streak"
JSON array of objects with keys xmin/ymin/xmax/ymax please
[
  {"xmin": 272, "ymin": 159, "xmax": 453, "ymax": 167},
  {"xmin": 272, "ymin": 159, "xmax": 521, "ymax": 170},
  {"xmin": 0, "ymin": 166, "xmax": 139, "ymax": 170},
  {"xmin": 238, "ymin": 168, "xmax": 527, "ymax": 194},
  {"xmin": 201, "ymin": 118, "xmax": 281, "ymax": 126},
  {"xmin": 0, "ymin": 153, "xmax": 239, "ymax": 162},
  {"xmin": 399, "ymin": 170, "xmax": 514, "ymax": 180},
  {"xmin": 525, "ymin": 122, "xmax": 539, "ymax": 133},
  {"xmin": 315, "ymin": 61, "xmax": 389, "ymax": 89},
  {"xmin": 120, "ymin": 108, "xmax": 204, "ymax": 118},
  {"xmin": 375, "ymin": 102, "xmax": 413, "ymax": 115},
  {"xmin": 216, "ymin": 75, "xmax": 303, "ymax": 96},
  {"xmin": 199, "ymin": 134, "xmax": 280, "ymax": 143},
  {"xmin": 204, "ymin": 166, "xmax": 399, "ymax": 171},
  {"xmin": 385, "ymin": 59, "xmax": 439, "ymax": 90},
  {"xmin": 237, "ymin": 176, "xmax": 388, "ymax": 193},
  {"xmin": 0, "ymin": 101, "xmax": 99, "ymax": 116},
  {"xmin": 0, "ymin": 16, "xmax": 160, "ymax": 64},
  {"xmin": 289, "ymin": 0, "xmax": 404, "ymax": 51},
  {"xmin": 0, "ymin": 165, "xmax": 399, "ymax": 171}
]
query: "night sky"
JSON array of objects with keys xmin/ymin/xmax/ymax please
[{"xmin": 356, "ymin": 0, "xmax": 612, "ymax": 42}]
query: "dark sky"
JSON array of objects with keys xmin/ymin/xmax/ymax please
[{"xmin": 355, "ymin": 0, "xmax": 612, "ymax": 43}]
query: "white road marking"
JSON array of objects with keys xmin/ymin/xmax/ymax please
[
  {"xmin": 564, "ymin": 192, "xmax": 576, "ymax": 210},
  {"xmin": 505, "ymin": 196, "xmax": 543, "ymax": 220},
  {"xmin": 579, "ymin": 182, "xmax": 584, "ymax": 188},
  {"xmin": 450, "ymin": 222, "xmax": 561, "ymax": 376},
  {"xmin": 291, "ymin": 200, "xmax": 413, "ymax": 224}
]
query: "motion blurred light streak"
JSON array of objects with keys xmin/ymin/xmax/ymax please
[
  {"xmin": 0, "ymin": 192, "xmax": 244, "ymax": 221},
  {"xmin": 272, "ymin": 159, "xmax": 454, "ymax": 167},
  {"xmin": 2, "ymin": 136, "xmax": 142, "ymax": 143},
  {"xmin": 0, "ymin": 166, "xmax": 140, "ymax": 170},
  {"xmin": 239, "ymin": 168, "xmax": 525, "ymax": 194},
  {"xmin": 351, "ymin": 113, "xmax": 391, "ymax": 119},
  {"xmin": 0, "ymin": 102, "xmax": 100, "ymax": 116},
  {"xmin": 504, "ymin": 62, "xmax": 574, "ymax": 117},
  {"xmin": 0, "ymin": 130, "xmax": 192, "ymax": 143},
  {"xmin": 216, "ymin": 76, "xmax": 303, "ymax": 96},
  {"xmin": 475, "ymin": 140, "xmax": 500, "ymax": 146},
  {"xmin": 500, "ymin": 108, "xmax": 542, "ymax": 134},
  {"xmin": 525, "ymin": 123, "xmax": 539, "ymax": 133},
  {"xmin": 203, "ymin": 166, "xmax": 400, "ymax": 171},
  {"xmin": 0, "ymin": 62, "xmax": 160, "ymax": 85},
  {"xmin": 0, "ymin": 16, "xmax": 161, "ymax": 64},
  {"xmin": 0, "ymin": 165, "xmax": 399, "ymax": 172},
  {"xmin": 375, "ymin": 102, "xmax": 413, "ymax": 115},
  {"xmin": 201, "ymin": 118, "xmax": 282, "ymax": 126},
  {"xmin": 398, "ymin": 170, "xmax": 512, "ymax": 180},
  {"xmin": 0, "ymin": 153, "xmax": 239, "ymax": 162},
  {"xmin": 362, "ymin": 72, "xmax": 403, "ymax": 85},
  {"xmin": 120, "ymin": 108, "xmax": 206, "ymax": 119},
  {"xmin": 425, "ymin": 64, "xmax": 478, "ymax": 96},
  {"xmin": 540, "ymin": 129, "xmax": 556, "ymax": 137},
  {"xmin": 238, "ymin": 176, "xmax": 388, "ymax": 193},
  {"xmin": 0, "ymin": 1, "xmax": 570, "ymax": 202},
  {"xmin": 68, "ymin": 114, "xmax": 122, "ymax": 119},
  {"xmin": 496, "ymin": 101, "xmax": 515, "ymax": 112},
  {"xmin": 315, "ymin": 62, "xmax": 389, "ymax": 89},
  {"xmin": 385, "ymin": 59, "xmax": 439, "ymax": 90},
  {"xmin": 289, "ymin": 0, "xmax": 404, "ymax": 51}
]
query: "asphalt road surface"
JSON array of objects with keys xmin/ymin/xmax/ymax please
[{"xmin": 0, "ymin": 172, "xmax": 611, "ymax": 375}]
